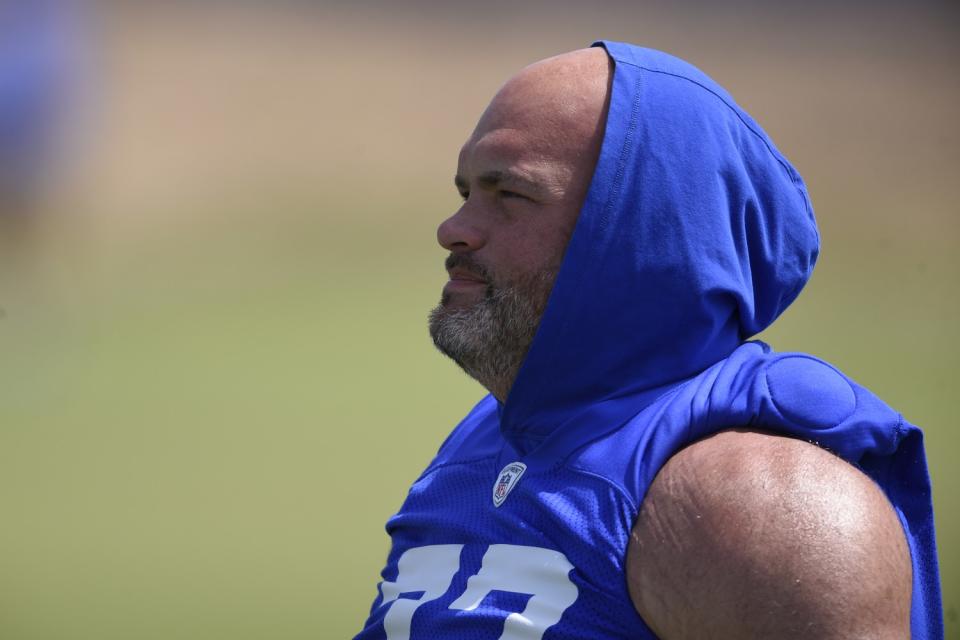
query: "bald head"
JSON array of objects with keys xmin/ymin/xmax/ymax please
[
  {"xmin": 471, "ymin": 48, "xmax": 612, "ymax": 191},
  {"xmin": 431, "ymin": 47, "xmax": 612, "ymax": 401}
]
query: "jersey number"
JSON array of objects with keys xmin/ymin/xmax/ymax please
[{"xmin": 377, "ymin": 544, "xmax": 578, "ymax": 640}]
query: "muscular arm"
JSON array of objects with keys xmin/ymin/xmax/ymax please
[{"xmin": 627, "ymin": 429, "xmax": 912, "ymax": 640}]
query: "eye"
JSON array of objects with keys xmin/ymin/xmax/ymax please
[{"xmin": 500, "ymin": 190, "xmax": 529, "ymax": 201}]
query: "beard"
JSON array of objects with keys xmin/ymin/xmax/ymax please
[{"xmin": 428, "ymin": 254, "xmax": 556, "ymax": 401}]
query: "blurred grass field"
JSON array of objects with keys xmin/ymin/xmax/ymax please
[{"xmin": 1, "ymin": 2, "xmax": 958, "ymax": 638}]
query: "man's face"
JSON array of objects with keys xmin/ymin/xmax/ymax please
[{"xmin": 429, "ymin": 48, "xmax": 610, "ymax": 400}]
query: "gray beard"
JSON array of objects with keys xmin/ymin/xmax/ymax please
[{"xmin": 428, "ymin": 270, "xmax": 554, "ymax": 402}]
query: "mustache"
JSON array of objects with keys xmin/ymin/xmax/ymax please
[{"xmin": 445, "ymin": 253, "xmax": 492, "ymax": 283}]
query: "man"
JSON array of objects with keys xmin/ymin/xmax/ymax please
[{"xmin": 355, "ymin": 42, "xmax": 941, "ymax": 639}]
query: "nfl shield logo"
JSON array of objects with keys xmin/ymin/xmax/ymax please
[{"xmin": 492, "ymin": 462, "xmax": 527, "ymax": 507}]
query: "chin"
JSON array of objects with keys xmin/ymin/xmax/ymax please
[
  {"xmin": 442, "ymin": 298, "xmax": 477, "ymax": 312},
  {"xmin": 440, "ymin": 290, "xmax": 484, "ymax": 311}
]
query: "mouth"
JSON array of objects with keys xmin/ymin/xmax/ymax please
[
  {"xmin": 443, "ymin": 279, "xmax": 487, "ymax": 295},
  {"xmin": 448, "ymin": 266, "xmax": 487, "ymax": 283},
  {"xmin": 442, "ymin": 260, "xmax": 491, "ymax": 302},
  {"xmin": 443, "ymin": 271, "xmax": 488, "ymax": 296}
]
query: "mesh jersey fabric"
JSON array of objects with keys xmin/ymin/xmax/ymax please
[{"xmin": 354, "ymin": 40, "xmax": 942, "ymax": 639}]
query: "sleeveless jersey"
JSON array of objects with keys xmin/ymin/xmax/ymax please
[
  {"xmin": 354, "ymin": 342, "xmax": 941, "ymax": 639},
  {"xmin": 356, "ymin": 39, "xmax": 942, "ymax": 638}
]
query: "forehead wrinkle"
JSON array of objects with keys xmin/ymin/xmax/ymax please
[
  {"xmin": 461, "ymin": 128, "xmax": 572, "ymax": 194},
  {"xmin": 472, "ymin": 114, "xmax": 581, "ymax": 158},
  {"xmin": 457, "ymin": 47, "xmax": 609, "ymax": 198}
]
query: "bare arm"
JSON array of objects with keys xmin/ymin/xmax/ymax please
[{"xmin": 627, "ymin": 429, "xmax": 912, "ymax": 640}]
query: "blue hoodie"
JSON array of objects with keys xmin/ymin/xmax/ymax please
[{"xmin": 355, "ymin": 41, "xmax": 942, "ymax": 639}]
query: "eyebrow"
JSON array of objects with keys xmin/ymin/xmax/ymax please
[{"xmin": 454, "ymin": 169, "xmax": 544, "ymax": 196}]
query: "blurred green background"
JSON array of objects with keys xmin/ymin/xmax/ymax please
[{"xmin": 1, "ymin": 1, "xmax": 957, "ymax": 638}]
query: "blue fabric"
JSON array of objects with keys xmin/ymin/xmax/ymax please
[
  {"xmin": 356, "ymin": 41, "xmax": 942, "ymax": 639},
  {"xmin": 0, "ymin": 0, "xmax": 81, "ymax": 198}
]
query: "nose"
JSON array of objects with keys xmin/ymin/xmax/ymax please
[{"xmin": 437, "ymin": 204, "xmax": 485, "ymax": 252}]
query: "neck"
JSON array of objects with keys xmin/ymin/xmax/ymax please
[
  {"xmin": 458, "ymin": 352, "xmax": 522, "ymax": 404},
  {"xmin": 480, "ymin": 374, "xmax": 515, "ymax": 405}
]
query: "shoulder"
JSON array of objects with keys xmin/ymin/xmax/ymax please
[{"xmin": 626, "ymin": 429, "xmax": 911, "ymax": 640}]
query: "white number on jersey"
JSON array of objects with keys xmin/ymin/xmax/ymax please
[
  {"xmin": 448, "ymin": 544, "xmax": 578, "ymax": 639},
  {"xmin": 379, "ymin": 544, "xmax": 464, "ymax": 640},
  {"xmin": 377, "ymin": 544, "xmax": 578, "ymax": 640}
]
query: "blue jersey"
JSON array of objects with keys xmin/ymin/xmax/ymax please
[
  {"xmin": 355, "ymin": 344, "xmax": 940, "ymax": 639},
  {"xmin": 356, "ymin": 41, "xmax": 942, "ymax": 639}
]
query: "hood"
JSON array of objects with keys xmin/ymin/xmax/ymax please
[{"xmin": 499, "ymin": 41, "xmax": 820, "ymax": 454}]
